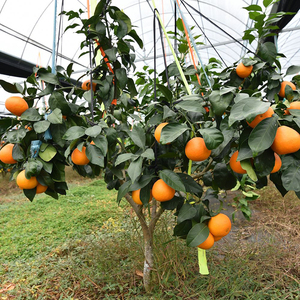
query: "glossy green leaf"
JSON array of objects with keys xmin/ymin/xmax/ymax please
[
  {"xmin": 86, "ymin": 143, "xmax": 104, "ymax": 167},
  {"xmin": 21, "ymin": 108, "xmax": 42, "ymax": 121},
  {"xmin": 209, "ymin": 90, "xmax": 234, "ymax": 116},
  {"xmin": 37, "ymin": 68, "xmax": 60, "ymax": 85},
  {"xmin": 173, "ymin": 219, "xmax": 192, "ymax": 237},
  {"xmin": 117, "ymin": 180, "xmax": 132, "ymax": 204},
  {"xmin": 213, "ymin": 163, "xmax": 237, "ymax": 190},
  {"xmin": 199, "ymin": 128, "xmax": 224, "ymax": 150},
  {"xmin": 0, "ymin": 79, "xmax": 20, "ymax": 93},
  {"xmin": 177, "ymin": 173, "xmax": 203, "ymax": 197},
  {"xmin": 62, "ymin": 126, "xmax": 86, "ymax": 140},
  {"xmin": 115, "ymin": 153, "xmax": 136, "ymax": 166},
  {"xmin": 285, "ymin": 65, "xmax": 300, "ymax": 76},
  {"xmin": 127, "ymin": 157, "xmax": 143, "ymax": 183},
  {"xmin": 186, "ymin": 223, "xmax": 209, "ymax": 247},
  {"xmin": 92, "ymin": 135, "xmax": 108, "ymax": 156},
  {"xmin": 33, "ymin": 120, "xmax": 50, "ymax": 133},
  {"xmin": 175, "ymin": 100, "xmax": 206, "ymax": 113},
  {"xmin": 25, "ymin": 159, "xmax": 43, "ymax": 178},
  {"xmin": 159, "ymin": 169, "xmax": 186, "ymax": 192},
  {"xmin": 177, "ymin": 203, "xmax": 197, "ymax": 224},
  {"xmin": 248, "ymin": 116, "xmax": 278, "ymax": 153},
  {"xmin": 85, "ymin": 125, "xmax": 102, "ymax": 137},
  {"xmin": 12, "ymin": 144, "xmax": 25, "ymax": 161},
  {"xmin": 129, "ymin": 125, "xmax": 145, "ymax": 149},
  {"xmin": 141, "ymin": 148, "xmax": 155, "ymax": 160},
  {"xmin": 160, "ymin": 123, "xmax": 189, "ymax": 144},
  {"xmin": 47, "ymin": 108, "xmax": 63, "ymax": 124},
  {"xmin": 157, "ymin": 84, "xmax": 172, "ymax": 102},
  {"xmin": 6, "ymin": 128, "xmax": 26, "ymax": 143}
]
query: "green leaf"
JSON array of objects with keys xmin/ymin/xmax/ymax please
[
  {"xmin": 37, "ymin": 68, "xmax": 60, "ymax": 85},
  {"xmin": 213, "ymin": 163, "xmax": 237, "ymax": 190},
  {"xmin": 62, "ymin": 126, "xmax": 86, "ymax": 140},
  {"xmin": 21, "ymin": 108, "xmax": 42, "ymax": 121},
  {"xmin": 51, "ymin": 124, "xmax": 67, "ymax": 148},
  {"xmin": 177, "ymin": 203, "xmax": 197, "ymax": 224},
  {"xmin": 209, "ymin": 90, "xmax": 234, "ymax": 116},
  {"xmin": 244, "ymin": 4, "xmax": 262, "ymax": 11},
  {"xmin": 253, "ymin": 149, "xmax": 275, "ymax": 177},
  {"xmin": 175, "ymin": 100, "xmax": 206, "ymax": 113},
  {"xmin": 25, "ymin": 159, "xmax": 43, "ymax": 178},
  {"xmin": 163, "ymin": 106, "xmax": 176, "ymax": 119},
  {"xmin": 159, "ymin": 169, "xmax": 186, "ymax": 192},
  {"xmin": 49, "ymin": 91, "xmax": 71, "ymax": 115},
  {"xmin": 157, "ymin": 84, "xmax": 172, "ymax": 102},
  {"xmin": 23, "ymin": 189, "xmax": 36, "ymax": 202},
  {"xmin": 176, "ymin": 18, "xmax": 184, "ymax": 31},
  {"xmin": 248, "ymin": 116, "xmax": 278, "ymax": 153},
  {"xmin": 141, "ymin": 148, "xmax": 155, "ymax": 160},
  {"xmin": 173, "ymin": 219, "xmax": 192, "ymax": 237},
  {"xmin": 186, "ymin": 223, "xmax": 209, "ymax": 247},
  {"xmin": 244, "ymin": 101, "xmax": 270, "ymax": 122},
  {"xmin": 47, "ymin": 108, "xmax": 63, "ymax": 124},
  {"xmin": 128, "ymin": 29, "xmax": 143, "ymax": 49},
  {"xmin": 263, "ymin": 0, "xmax": 273, "ymax": 7},
  {"xmin": 240, "ymin": 160, "xmax": 258, "ymax": 181},
  {"xmin": 105, "ymin": 48, "xmax": 117, "ymax": 62},
  {"xmin": 177, "ymin": 173, "xmax": 203, "ymax": 197},
  {"xmin": 117, "ymin": 180, "xmax": 132, "ymax": 204},
  {"xmin": 130, "ymin": 175, "xmax": 154, "ymax": 191},
  {"xmin": 129, "ymin": 125, "xmax": 145, "ymax": 149},
  {"xmin": 6, "ymin": 128, "xmax": 26, "ymax": 143},
  {"xmin": 33, "ymin": 120, "xmax": 50, "ymax": 133},
  {"xmin": 0, "ymin": 79, "xmax": 20, "ymax": 93},
  {"xmin": 92, "ymin": 135, "xmax": 108, "ymax": 156},
  {"xmin": 12, "ymin": 144, "xmax": 25, "ymax": 161},
  {"xmin": 115, "ymin": 10, "xmax": 132, "ymax": 32},
  {"xmin": 160, "ymin": 123, "xmax": 189, "ymax": 144},
  {"xmin": 0, "ymin": 118, "xmax": 18, "ymax": 135},
  {"xmin": 285, "ymin": 65, "xmax": 300, "ymax": 76},
  {"xmin": 199, "ymin": 128, "xmax": 224, "ymax": 150},
  {"xmin": 38, "ymin": 144, "xmax": 57, "ymax": 162},
  {"xmin": 115, "ymin": 68, "xmax": 128, "ymax": 89},
  {"xmin": 281, "ymin": 155, "xmax": 300, "ymax": 192},
  {"xmin": 257, "ymin": 42, "xmax": 277, "ymax": 65},
  {"xmin": 85, "ymin": 125, "xmax": 102, "ymax": 138},
  {"xmin": 127, "ymin": 157, "xmax": 143, "ymax": 183},
  {"xmin": 86, "ymin": 143, "xmax": 104, "ymax": 167},
  {"xmin": 115, "ymin": 153, "xmax": 136, "ymax": 166}
]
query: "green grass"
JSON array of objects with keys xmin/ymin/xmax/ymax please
[{"xmin": 0, "ymin": 176, "xmax": 300, "ymax": 299}]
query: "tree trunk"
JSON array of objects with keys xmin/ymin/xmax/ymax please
[{"xmin": 143, "ymin": 229, "xmax": 154, "ymax": 293}]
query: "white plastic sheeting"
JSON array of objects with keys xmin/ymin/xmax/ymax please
[{"xmin": 0, "ymin": 0, "xmax": 299, "ymax": 114}]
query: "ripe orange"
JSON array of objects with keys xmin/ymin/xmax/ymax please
[
  {"xmin": 71, "ymin": 146, "xmax": 90, "ymax": 165},
  {"xmin": 16, "ymin": 170, "xmax": 38, "ymax": 190},
  {"xmin": 0, "ymin": 143, "xmax": 17, "ymax": 164},
  {"xmin": 152, "ymin": 179, "xmax": 175, "ymax": 202},
  {"xmin": 5, "ymin": 96, "xmax": 29, "ymax": 116},
  {"xmin": 229, "ymin": 151, "xmax": 246, "ymax": 174},
  {"xmin": 285, "ymin": 101, "xmax": 300, "ymax": 115},
  {"xmin": 208, "ymin": 213, "xmax": 232, "ymax": 237},
  {"xmin": 271, "ymin": 126, "xmax": 300, "ymax": 155},
  {"xmin": 279, "ymin": 81, "xmax": 296, "ymax": 98},
  {"xmin": 185, "ymin": 137, "xmax": 211, "ymax": 161},
  {"xmin": 197, "ymin": 232, "xmax": 215, "ymax": 250},
  {"xmin": 247, "ymin": 107, "xmax": 274, "ymax": 128},
  {"xmin": 236, "ymin": 62, "xmax": 253, "ymax": 78},
  {"xmin": 36, "ymin": 183, "xmax": 48, "ymax": 194},
  {"xmin": 81, "ymin": 80, "xmax": 97, "ymax": 92},
  {"xmin": 154, "ymin": 122, "xmax": 168, "ymax": 143},
  {"xmin": 271, "ymin": 153, "xmax": 282, "ymax": 173},
  {"xmin": 132, "ymin": 189, "xmax": 152, "ymax": 205}
]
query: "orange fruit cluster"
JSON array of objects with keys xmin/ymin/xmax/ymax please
[
  {"xmin": 279, "ymin": 81, "xmax": 296, "ymax": 98},
  {"xmin": 197, "ymin": 213, "xmax": 232, "ymax": 250},
  {"xmin": 81, "ymin": 79, "xmax": 97, "ymax": 92}
]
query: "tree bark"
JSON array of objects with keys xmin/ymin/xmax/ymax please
[{"xmin": 124, "ymin": 193, "xmax": 164, "ymax": 292}]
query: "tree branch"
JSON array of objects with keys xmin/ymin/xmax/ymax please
[
  {"xmin": 191, "ymin": 157, "xmax": 213, "ymax": 179},
  {"xmin": 149, "ymin": 205, "xmax": 165, "ymax": 234}
]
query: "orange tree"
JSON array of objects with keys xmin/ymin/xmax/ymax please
[{"xmin": 1, "ymin": 0, "xmax": 300, "ymax": 292}]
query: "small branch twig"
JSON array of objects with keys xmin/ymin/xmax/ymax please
[{"xmin": 191, "ymin": 157, "xmax": 213, "ymax": 179}]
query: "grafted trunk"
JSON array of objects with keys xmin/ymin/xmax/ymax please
[{"xmin": 143, "ymin": 230, "xmax": 154, "ymax": 292}]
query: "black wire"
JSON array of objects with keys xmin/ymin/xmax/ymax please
[
  {"xmin": 174, "ymin": 3, "xmax": 178, "ymax": 56},
  {"xmin": 157, "ymin": 16, "xmax": 171, "ymax": 89},
  {"xmin": 180, "ymin": 0, "xmax": 260, "ymax": 61},
  {"xmin": 180, "ymin": 0, "xmax": 227, "ymax": 67}
]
